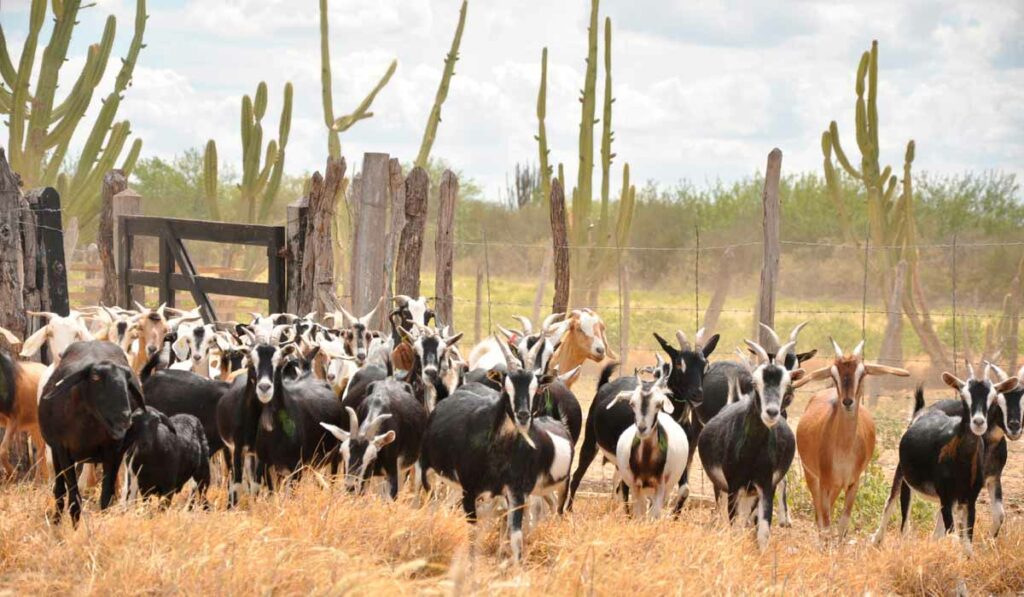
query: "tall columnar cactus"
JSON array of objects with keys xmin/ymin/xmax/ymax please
[
  {"xmin": 239, "ymin": 81, "xmax": 292, "ymax": 223},
  {"xmin": 202, "ymin": 140, "xmax": 219, "ymax": 220},
  {"xmin": 822, "ymin": 40, "xmax": 948, "ymax": 368},
  {"xmin": 1, "ymin": 0, "xmax": 147, "ymax": 227},
  {"xmin": 570, "ymin": 0, "xmax": 600, "ymax": 287},
  {"xmin": 415, "ymin": 0, "xmax": 468, "ymax": 169},
  {"xmin": 319, "ymin": 0, "xmax": 397, "ymax": 159},
  {"xmin": 535, "ymin": 47, "xmax": 551, "ymax": 209}
]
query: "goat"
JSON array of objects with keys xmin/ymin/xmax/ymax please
[
  {"xmin": 419, "ymin": 336, "xmax": 573, "ymax": 563},
  {"xmin": 697, "ymin": 322, "xmax": 813, "ymax": 523},
  {"xmin": 547, "ymin": 309, "xmax": 615, "ymax": 386},
  {"xmin": 127, "ymin": 303, "xmax": 171, "ymax": 373},
  {"xmin": 608, "ymin": 368, "xmax": 689, "ymax": 519},
  {"xmin": 38, "ymin": 340, "xmax": 145, "ymax": 524},
  {"xmin": 389, "ymin": 295, "xmax": 434, "ymax": 344},
  {"xmin": 400, "ymin": 324, "xmax": 464, "ymax": 411},
  {"xmin": 697, "ymin": 340, "xmax": 804, "ymax": 550},
  {"xmin": 325, "ymin": 299, "xmax": 383, "ymax": 367},
  {"xmin": 20, "ymin": 310, "xmax": 94, "ymax": 402},
  {"xmin": 872, "ymin": 367, "xmax": 1018, "ymax": 553},
  {"xmin": 143, "ymin": 369, "xmax": 231, "ymax": 463},
  {"xmin": 123, "ymin": 406, "xmax": 210, "ymax": 507},
  {"xmin": 321, "ymin": 377, "xmax": 427, "ymax": 498},
  {"xmin": 317, "ymin": 336, "xmax": 359, "ymax": 397},
  {"xmin": 170, "ymin": 323, "xmax": 222, "ymax": 377},
  {"xmin": 794, "ymin": 338, "xmax": 909, "ymax": 540},
  {"xmin": 467, "ymin": 313, "xmax": 563, "ymax": 374},
  {"xmin": 0, "ymin": 327, "xmax": 48, "ymax": 480}
]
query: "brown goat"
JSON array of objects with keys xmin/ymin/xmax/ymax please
[
  {"xmin": 0, "ymin": 328, "xmax": 49, "ymax": 481},
  {"xmin": 794, "ymin": 338, "xmax": 909, "ymax": 539}
]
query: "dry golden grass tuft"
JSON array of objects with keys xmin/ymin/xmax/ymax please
[{"xmin": 2, "ymin": 477, "xmax": 1024, "ymax": 595}]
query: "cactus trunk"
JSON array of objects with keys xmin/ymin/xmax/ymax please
[
  {"xmin": 536, "ymin": 47, "xmax": 551, "ymax": 210},
  {"xmin": 415, "ymin": 0, "xmax": 468, "ymax": 169}
]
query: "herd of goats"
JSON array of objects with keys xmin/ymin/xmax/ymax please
[{"xmin": 0, "ymin": 295, "xmax": 1022, "ymax": 562}]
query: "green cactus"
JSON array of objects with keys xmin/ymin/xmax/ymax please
[
  {"xmin": 571, "ymin": 0, "xmax": 600, "ymax": 284},
  {"xmin": 202, "ymin": 140, "xmax": 219, "ymax": 220},
  {"xmin": 319, "ymin": 0, "xmax": 397, "ymax": 159},
  {"xmin": 822, "ymin": 40, "xmax": 948, "ymax": 367},
  {"xmin": 1, "ymin": 0, "xmax": 147, "ymax": 227},
  {"xmin": 415, "ymin": 0, "xmax": 468, "ymax": 169},
  {"xmin": 535, "ymin": 47, "xmax": 551, "ymax": 208},
  {"xmin": 238, "ymin": 81, "xmax": 292, "ymax": 223}
]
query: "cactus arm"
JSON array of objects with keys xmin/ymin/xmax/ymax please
[
  {"xmin": 277, "ymin": 81, "xmax": 293, "ymax": 148},
  {"xmin": 8, "ymin": 0, "xmax": 47, "ymax": 170},
  {"xmin": 867, "ymin": 41, "xmax": 879, "ymax": 161},
  {"xmin": 827, "ymin": 121, "xmax": 862, "ymax": 180},
  {"xmin": 254, "ymin": 142, "xmax": 278, "ymax": 195},
  {"xmin": 120, "ymin": 137, "xmax": 142, "ymax": 179},
  {"xmin": 573, "ymin": 0, "xmax": 599, "ymax": 249},
  {"xmin": 332, "ymin": 59, "xmax": 396, "ymax": 132},
  {"xmin": 253, "ymin": 81, "xmax": 268, "ymax": 120},
  {"xmin": 43, "ymin": 43, "xmax": 102, "ymax": 150},
  {"xmin": 596, "ymin": 16, "xmax": 613, "ymax": 246},
  {"xmin": 821, "ymin": 131, "xmax": 857, "ymax": 245},
  {"xmin": 70, "ymin": 120, "xmax": 131, "ymax": 221},
  {"xmin": 0, "ymin": 27, "xmax": 19, "ymax": 90},
  {"xmin": 414, "ymin": 0, "xmax": 467, "ymax": 168},
  {"xmin": 319, "ymin": 0, "xmax": 339, "ymax": 158},
  {"xmin": 50, "ymin": 16, "xmax": 115, "ymax": 125},
  {"xmin": 536, "ymin": 47, "xmax": 551, "ymax": 209},
  {"xmin": 257, "ymin": 82, "xmax": 292, "ymax": 223},
  {"xmin": 202, "ymin": 139, "xmax": 219, "ymax": 220},
  {"xmin": 614, "ymin": 163, "xmax": 633, "ymax": 247}
]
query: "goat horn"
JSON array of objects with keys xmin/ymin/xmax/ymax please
[
  {"xmin": 695, "ymin": 327, "xmax": 706, "ymax": 348},
  {"xmin": 496, "ymin": 325, "xmax": 518, "ymax": 341},
  {"xmin": 526, "ymin": 332, "xmax": 545, "ymax": 371},
  {"xmin": 984, "ymin": 360, "xmax": 1009, "ymax": 383},
  {"xmin": 336, "ymin": 305, "xmax": 357, "ymax": 326},
  {"xmin": 758, "ymin": 323, "xmax": 782, "ymax": 352},
  {"xmin": 360, "ymin": 297, "xmax": 383, "ymax": 326},
  {"xmin": 788, "ymin": 321, "xmax": 809, "ymax": 344},
  {"xmin": 494, "ymin": 334, "xmax": 521, "ymax": 372},
  {"xmin": 966, "ymin": 361, "xmax": 977, "ymax": 381},
  {"xmin": 675, "ymin": 330, "xmax": 691, "ymax": 352},
  {"xmin": 830, "ymin": 337, "xmax": 844, "ymax": 359},
  {"xmin": 0, "ymin": 326, "xmax": 21, "ymax": 346},
  {"xmin": 852, "ymin": 340, "xmax": 865, "ymax": 358},
  {"xmin": 744, "ymin": 339, "xmax": 770, "ymax": 365},
  {"xmin": 135, "ymin": 301, "xmax": 149, "ymax": 312},
  {"xmin": 365, "ymin": 413, "xmax": 392, "ymax": 437},
  {"xmin": 512, "ymin": 315, "xmax": 533, "ymax": 335},
  {"xmin": 655, "ymin": 353, "xmax": 665, "ymax": 369},
  {"xmin": 775, "ymin": 341, "xmax": 797, "ymax": 366},
  {"xmin": 26, "ymin": 311, "xmax": 58, "ymax": 321},
  {"xmin": 983, "ymin": 362, "xmax": 993, "ymax": 383},
  {"xmin": 345, "ymin": 406, "xmax": 359, "ymax": 437},
  {"xmin": 541, "ymin": 312, "xmax": 565, "ymax": 330}
]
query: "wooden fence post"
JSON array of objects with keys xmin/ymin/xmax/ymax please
[
  {"xmin": 99, "ymin": 170, "xmax": 127, "ymax": 307},
  {"xmin": 396, "ymin": 167, "xmax": 429, "ymax": 299},
  {"xmin": 30, "ymin": 188, "xmax": 69, "ymax": 316},
  {"xmin": 435, "ymin": 170, "xmax": 458, "ymax": 328},
  {"xmin": 301, "ymin": 156, "xmax": 345, "ymax": 317},
  {"xmin": 286, "ymin": 197, "xmax": 309, "ymax": 314},
  {"xmin": 113, "ymin": 188, "xmax": 142, "ymax": 305},
  {"xmin": 0, "ymin": 148, "xmax": 27, "ymax": 339},
  {"xmin": 549, "ymin": 179, "xmax": 570, "ymax": 315},
  {"xmin": 384, "ymin": 158, "xmax": 406, "ymax": 311},
  {"xmin": 756, "ymin": 148, "xmax": 782, "ymax": 348},
  {"xmin": 350, "ymin": 153, "xmax": 390, "ymax": 327}
]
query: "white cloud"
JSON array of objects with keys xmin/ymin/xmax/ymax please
[{"xmin": 1, "ymin": 0, "xmax": 1021, "ymax": 199}]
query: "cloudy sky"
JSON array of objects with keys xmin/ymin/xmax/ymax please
[{"xmin": 3, "ymin": 0, "xmax": 1022, "ymax": 198}]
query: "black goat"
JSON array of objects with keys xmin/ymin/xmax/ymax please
[
  {"xmin": 124, "ymin": 406, "xmax": 210, "ymax": 506},
  {"xmin": 38, "ymin": 340, "xmax": 145, "ymax": 524},
  {"xmin": 321, "ymin": 378, "xmax": 427, "ymax": 498},
  {"xmin": 697, "ymin": 340, "xmax": 803, "ymax": 550},
  {"xmin": 419, "ymin": 337, "xmax": 573, "ymax": 562},
  {"xmin": 872, "ymin": 366, "xmax": 1018, "ymax": 553},
  {"xmin": 144, "ymin": 369, "xmax": 230, "ymax": 460}
]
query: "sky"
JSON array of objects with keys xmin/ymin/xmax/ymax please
[{"xmin": 2, "ymin": 0, "xmax": 1022, "ymax": 199}]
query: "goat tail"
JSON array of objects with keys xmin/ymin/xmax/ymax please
[
  {"xmin": 910, "ymin": 385, "xmax": 926, "ymax": 422},
  {"xmin": 597, "ymin": 362, "xmax": 619, "ymax": 390}
]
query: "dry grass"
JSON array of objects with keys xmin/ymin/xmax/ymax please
[{"xmin": 2, "ymin": 475, "xmax": 1023, "ymax": 596}]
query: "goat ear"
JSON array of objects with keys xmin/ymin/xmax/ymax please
[
  {"xmin": 159, "ymin": 412, "xmax": 177, "ymax": 435},
  {"xmin": 124, "ymin": 368, "xmax": 146, "ymax": 407},
  {"xmin": 788, "ymin": 368, "xmax": 806, "ymax": 383},
  {"xmin": 793, "ymin": 366, "xmax": 831, "ymax": 388},
  {"xmin": 864, "ymin": 363, "xmax": 910, "ymax": 378},
  {"xmin": 995, "ymin": 377, "xmax": 1020, "ymax": 394},
  {"xmin": 557, "ymin": 365, "xmax": 582, "ymax": 385},
  {"xmin": 445, "ymin": 332, "xmax": 464, "ymax": 347},
  {"xmin": 660, "ymin": 397, "xmax": 675, "ymax": 415},
  {"xmin": 701, "ymin": 334, "xmax": 721, "ymax": 358},
  {"xmin": 942, "ymin": 372, "xmax": 965, "ymax": 391},
  {"xmin": 606, "ymin": 391, "xmax": 632, "ymax": 410},
  {"xmin": 796, "ymin": 349, "xmax": 817, "ymax": 364},
  {"xmin": 373, "ymin": 430, "xmax": 396, "ymax": 448},
  {"xmin": 46, "ymin": 367, "xmax": 91, "ymax": 400},
  {"xmin": 652, "ymin": 333, "xmax": 676, "ymax": 357},
  {"xmin": 20, "ymin": 325, "xmax": 49, "ymax": 358},
  {"xmin": 171, "ymin": 335, "xmax": 191, "ymax": 361},
  {"xmin": 320, "ymin": 422, "xmax": 350, "ymax": 441}
]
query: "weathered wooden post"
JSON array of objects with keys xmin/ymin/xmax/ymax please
[
  {"xmin": 99, "ymin": 170, "xmax": 128, "ymax": 307},
  {"xmin": 755, "ymin": 148, "xmax": 782, "ymax": 347},
  {"xmin": 435, "ymin": 170, "xmax": 458, "ymax": 328},
  {"xmin": 300, "ymin": 156, "xmax": 345, "ymax": 317},
  {"xmin": 384, "ymin": 158, "xmax": 406, "ymax": 311},
  {"xmin": 286, "ymin": 197, "xmax": 309, "ymax": 314},
  {"xmin": 25, "ymin": 188, "xmax": 69, "ymax": 316},
  {"xmin": 396, "ymin": 167, "xmax": 429, "ymax": 298},
  {"xmin": 549, "ymin": 179, "xmax": 570, "ymax": 315},
  {"xmin": 350, "ymin": 153, "xmax": 390, "ymax": 327},
  {"xmin": 113, "ymin": 188, "xmax": 142, "ymax": 305},
  {"xmin": 0, "ymin": 148, "xmax": 27, "ymax": 338}
]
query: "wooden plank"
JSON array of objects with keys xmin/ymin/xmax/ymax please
[
  {"xmin": 33, "ymin": 188, "xmax": 69, "ymax": 316},
  {"xmin": 99, "ymin": 170, "xmax": 127, "ymax": 306},
  {"xmin": 158, "ymin": 235, "xmax": 173, "ymax": 308},
  {"xmin": 112, "ymin": 188, "xmax": 143, "ymax": 305},
  {"xmin": 756, "ymin": 148, "xmax": 783, "ymax": 348},
  {"xmin": 123, "ymin": 216, "xmax": 283, "ymax": 246},
  {"xmin": 119, "ymin": 218, "xmax": 132, "ymax": 308},
  {"xmin": 267, "ymin": 227, "xmax": 285, "ymax": 314},
  {"xmin": 384, "ymin": 158, "xmax": 406, "ymax": 312},
  {"xmin": 0, "ymin": 148, "xmax": 27, "ymax": 338},
  {"xmin": 395, "ymin": 167, "xmax": 429, "ymax": 299},
  {"xmin": 160, "ymin": 221, "xmax": 218, "ymax": 323},
  {"xmin": 549, "ymin": 179, "xmax": 570, "ymax": 315},
  {"xmin": 300, "ymin": 157, "xmax": 345, "ymax": 317},
  {"xmin": 128, "ymin": 270, "xmax": 271, "ymax": 299},
  {"xmin": 351, "ymin": 153, "xmax": 390, "ymax": 327},
  {"xmin": 285, "ymin": 197, "xmax": 308, "ymax": 314},
  {"xmin": 435, "ymin": 170, "xmax": 458, "ymax": 328},
  {"xmin": 20, "ymin": 190, "xmax": 41, "ymax": 314}
]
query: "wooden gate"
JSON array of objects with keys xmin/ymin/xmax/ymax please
[{"xmin": 118, "ymin": 216, "xmax": 286, "ymax": 323}]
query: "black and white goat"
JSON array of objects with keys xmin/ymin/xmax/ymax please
[
  {"xmin": 697, "ymin": 340, "xmax": 803, "ymax": 550},
  {"xmin": 419, "ymin": 336, "xmax": 573, "ymax": 562},
  {"xmin": 321, "ymin": 377, "xmax": 427, "ymax": 498},
  {"xmin": 123, "ymin": 406, "xmax": 211, "ymax": 507},
  {"xmin": 608, "ymin": 368, "xmax": 689, "ymax": 519},
  {"xmin": 871, "ymin": 366, "xmax": 1018, "ymax": 553},
  {"xmin": 38, "ymin": 341, "xmax": 145, "ymax": 524},
  {"xmin": 325, "ymin": 300, "xmax": 382, "ymax": 366},
  {"xmin": 401, "ymin": 324, "xmax": 464, "ymax": 411},
  {"xmin": 389, "ymin": 295, "xmax": 434, "ymax": 344}
]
